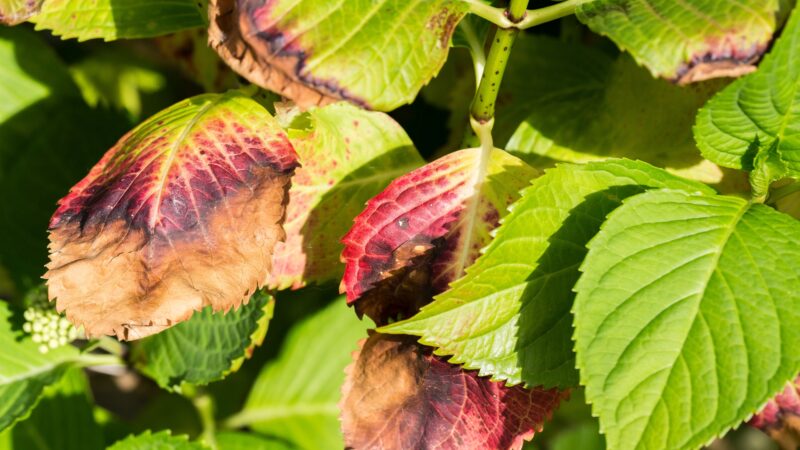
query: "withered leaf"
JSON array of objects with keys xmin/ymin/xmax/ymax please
[
  {"xmin": 341, "ymin": 333, "xmax": 563, "ymax": 450},
  {"xmin": 340, "ymin": 148, "xmax": 536, "ymax": 325},
  {"xmin": 46, "ymin": 91, "xmax": 298, "ymax": 340},
  {"xmin": 751, "ymin": 376, "xmax": 800, "ymax": 450},
  {"xmin": 0, "ymin": 0, "xmax": 42, "ymax": 25}
]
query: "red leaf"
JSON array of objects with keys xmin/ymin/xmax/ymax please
[
  {"xmin": 268, "ymin": 103, "xmax": 423, "ymax": 290},
  {"xmin": 340, "ymin": 148, "xmax": 535, "ymax": 324},
  {"xmin": 341, "ymin": 333, "xmax": 563, "ymax": 450},
  {"xmin": 751, "ymin": 376, "xmax": 800, "ymax": 449},
  {"xmin": 45, "ymin": 92, "xmax": 298, "ymax": 339}
]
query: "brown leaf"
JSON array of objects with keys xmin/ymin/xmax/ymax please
[
  {"xmin": 0, "ymin": 0, "xmax": 42, "ymax": 25},
  {"xmin": 208, "ymin": 0, "xmax": 341, "ymax": 109},
  {"xmin": 341, "ymin": 333, "xmax": 563, "ymax": 450},
  {"xmin": 751, "ymin": 376, "xmax": 800, "ymax": 450},
  {"xmin": 45, "ymin": 91, "xmax": 298, "ymax": 340}
]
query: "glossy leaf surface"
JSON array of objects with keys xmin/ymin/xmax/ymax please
[
  {"xmin": 383, "ymin": 160, "xmax": 714, "ymax": 389},
  {"xmin": 209, "ymin": 0, "xmax": 468, "ymax": 111},
  {"xmin": 46, "ymin": 90, "xmax": 298, "ymax": 339},
  {"xmin": 575, "ymin": 189, "xmax": 800, "ymax": 450}
]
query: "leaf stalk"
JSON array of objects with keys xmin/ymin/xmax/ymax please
[{"xmin": 465, "ymin": 0, "xmax": 590, "ymax": 30}]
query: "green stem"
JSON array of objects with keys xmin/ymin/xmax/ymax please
[
  {"xmin": 460, "ymin": 18, "xmax": 488, "ymax": 88},
  {"xmin": 519, "ymin": 0, "xmax": 593, "ymax": 29},
  {"xmin": 463, "ymin": 0, "xmax": 512, "ymax": 28},
  {"xmin": 184, "ymin": 385, "xmax": 218, "ymax": 450},
  {"xmin": 466, "ymin": 0, "xmax": 589, "ymax": 30},
  {"xmin": 76, "ymin": 352, "xmax": 125, "ymax": 368},
  {"xmin": 469, "ymin": 26, "xmax": 518, "ymax": 123}
]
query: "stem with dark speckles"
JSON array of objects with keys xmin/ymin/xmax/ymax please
[{"xmin": 469, "ymin": 24, "xmax": 518, "ymax": 125}]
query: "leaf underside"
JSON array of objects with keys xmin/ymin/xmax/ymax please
[
  {"xmin": 132, "ymin": 291, "xmax": 274, "ymax": 390},
  {"xmin": 45, "ymin": 90, "xmax": 298, "ymax": 340},
  {"xmin": 574, "ymin": 189, "xmax": 800, "ymax": 450},
  {"xmin": 208, "ymin": 0, "xmax": 468, "ymax": 111},
  {"xmin": 382, "ymin": 159, "xmax": 714, "ymax": 389},
  {"xmin": 576, "ymin": 0, "xmax": 780, "ymax": 83},
  {"xmin": 340, "ymin": 332, "xmax": 564, "ymax": 450}
]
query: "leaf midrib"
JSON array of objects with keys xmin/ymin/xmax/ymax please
[
  {"xmin": 613, "ymin": 197, "xmax": 750, "ymax": 449},
  {"xmin": 150, "ymin": 96, "xmax": 222, "ymax": 230}
]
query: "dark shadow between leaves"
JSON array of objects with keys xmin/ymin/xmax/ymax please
[
  {"xmin": 514, "ymin": 185, "xmax": 647, "ymax": 388},
  {"xmin": 0, "ymin": 28, "xmax": 129, "ymax": 292}
]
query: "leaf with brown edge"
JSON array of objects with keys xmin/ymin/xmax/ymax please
[
  {"xmin": 208, "ymin": 0, "xmax": 468, "ymax": 111},
  {"xmin": 340, "ymin": 148, "xmax": 537, "ymax": 325},
  {"xmin": 45, "ymin": 90, "xmax": 298, "ymax": 340},
  {"xmin": 0, "ymin": 0, "xmax": 42, "ymax": 25},
  {"xmin": 341, "ymin": 332, "xmax": 564, "ymax": 450},
  {"xmin": 269, "ymin": 102, "xmax": 424, "ymax": 290},
  {"xmin": 750, "ymin": 376, "xmax": 800, "ymax": 450}
]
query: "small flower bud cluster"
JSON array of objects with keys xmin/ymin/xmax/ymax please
[{"xmin": 21, "ymin": 288, "xmax": 79, "ymax": 353}]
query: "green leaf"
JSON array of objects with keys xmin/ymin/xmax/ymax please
[
  {"xmin": 69, "ymin": 49, "xmax": 166, "ymax": 121},
  {"xmin": 226, "ymin": 298, "xmax": 371, "ymax": 450},
  {"xmin": 31, "ymin": 0, "xmax": 206, "ymax": 41},
  {"xmin": 107, "ymin": 430, "xmax": 206, "ymax": 450},
  {"xmin": 382, "ymin": 159, "xmax": 714, "ymax": 389},
  {"xmin": 496, "ymin": 35, "xmax": 729, "ymax": 185},
  {"xmin": 694, "ymin": 6, "xmax": 800, "ymax": 177},
  {"xmin": 0, "ymin": 368, "xmax": 103, "ymax": 450},
  {"xmin": 132, "ymin": 292, "xmax": 274, "ymax": 391},
  {"xmin": 0, "ymin": 301, "xmax": 81, "ymax": 431},
  {"xmin": 153, "ymin": 30, "xmax": 239, "ymax": 94},
  {"xmin": 0, "ymin": 27, "xmax": 76, "ymax": 124},
  {"xmin": 551, "ymin": 423, "xmax": 605, "ymax": 450},
  {"xmin": 0, "ymin": 27, "xmax": 129, "ymax": 291},
  {"xmin": 576, "ymin": 0, "xmax": 780, "ymax": 83},
  {"xmin": 269, "ymin": 102, "xmax": 424, "ymax": 290},
  {"xmin": 209, "ymin": 0, "xmax": 469, "ymax": 111},
  {"xmin": 215, "ymin": 432, "xmax": 293, "ymax": 450},
  {"xmin": 574, "ymin": 189, "xmax": 800, "ymax": 450},
  {"xmin": 0, "ymin": 0, "xmax": 42, "ymax": 25}
]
